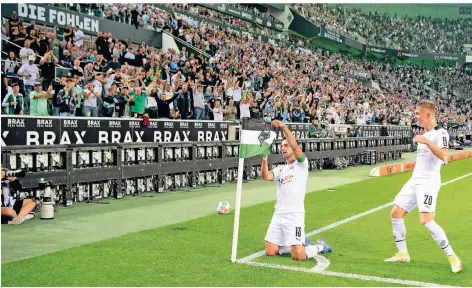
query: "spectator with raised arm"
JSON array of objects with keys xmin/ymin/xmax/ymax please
[
  {"xmin": 72, "ymin": 25, "xmax": 84, "ymax": 48},
  {"xmin": 82, "ymin": 80, "xmax": 101, "ymax": 117},
  {"xmin": 19, "ymin": 39, "xmax": 34, "ymax": 65},
  {"xmin": 56, "ymin": 78, "xmax": 77, "ymax": 117},
  {"xmin": 29, "ymin": 81, "xmax": 52, "ymax": 116}
]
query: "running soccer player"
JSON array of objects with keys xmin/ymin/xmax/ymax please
[
  {"xmin": 261, "ymin": 120, "xmax": 332, "ymax": 261},
  {"xmin": 385, "ymin": 100, "xmax": 462, "ymax": 273}
]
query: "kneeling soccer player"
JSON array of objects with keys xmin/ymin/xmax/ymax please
[
  {"xmin": 385, "ymin": 100, "xmax": 462, "ymax": 273},
  {"xmin": 261, "ymin": 120, "xmax": 332, "ymax": 261}
]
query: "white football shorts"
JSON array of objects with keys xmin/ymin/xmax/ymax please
[
  {"xmin": 264, "ymin": 213, "xmax": 305, "ymax": 247},
  {"xmin": 394, "ymin": 178, "xmax": 441, "ymax": 214}
]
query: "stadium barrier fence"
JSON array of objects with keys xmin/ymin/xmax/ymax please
[
  {"xmin": 1, "ymin": 133, "xmax": 405, "ymax": 206},
  {"xmin": 369, "ymin": 150, "xmax": 472, "ymax": 177}
]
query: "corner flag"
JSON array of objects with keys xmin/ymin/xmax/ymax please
[
  {"xmin": 239, "ymin": 118, "xmax": 278, "ymax": 158},
  {"xmin": 231, "ymin": 118, "xmax": 277, "ymax": 262}
]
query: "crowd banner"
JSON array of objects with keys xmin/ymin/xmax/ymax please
[
  {"xmin": 459, "ymin": 6, "xmax": 472, "ymax": 15},
  {"xmin": 364, "ymin": 44, "xmax": 460, "ymax": 61},
  {"xmin": 198, "ymin": 3, "xmax": 284, "ymax": 31},
  {"xmin": 287, "ymin": 9, "xmax": 321, "ymax": 39},
  {"xmin": 344, "ymin": 36, "xmax": 364, "ymax": 51},
  {"xmin": 1, "ymin": 3, "xmax": 163, "ymax": 48},
  {"xmin": 263, "ymin": 4, "xmax": 285, "ymax": 12},
  {"xmin": 320, "ymin": 27, "xmax": 345, "ymax": 44}
]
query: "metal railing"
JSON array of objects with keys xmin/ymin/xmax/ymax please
[
  {"xmin": 164, "ymin": 31, "xmax": 211, "ymax": 59},
  {"xmin": 0, "ymin": 136, "xmax": 406, "ymax": 204}
]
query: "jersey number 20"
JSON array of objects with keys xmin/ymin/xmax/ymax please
[{"xmin": 424, "ymin": 195, "xmax": 433, "ymax": 205}]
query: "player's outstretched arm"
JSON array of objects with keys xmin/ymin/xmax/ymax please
[
  {"xmin": 272, "ymin": 120, "xmax": 304, "ymax": 161},
  {"xmin": 261, "ymin": 155, "xmax": 274, "ymax": 181}
]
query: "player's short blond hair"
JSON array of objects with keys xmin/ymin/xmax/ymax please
[{"xmin": 417, "ymin": 100, "xmax": 437, "ymax": 112}]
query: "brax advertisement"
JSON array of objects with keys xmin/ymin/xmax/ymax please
[
  {"xmin": 1, "ymin": 117, "xmax": 230, "ymax": 146},
  {"xmin": 1, "ymin": 117, "xmax": 311, "ymax": 146}
]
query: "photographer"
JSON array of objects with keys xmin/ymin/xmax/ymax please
[{"xmin": 1, "ymin": 169, "xmax": 36, "ymax": 225}]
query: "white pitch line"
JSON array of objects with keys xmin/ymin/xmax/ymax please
[
  {"xmin": 306, "ymin": 202, "xmax": 394, "ymax": 238},
  {"xmin": 238, "ymin": 172, "xmax": 472, "ymax": 264},
  {"xmin": 243, "ymin": 261, "xmax": 458, "ymax": 287},
  {"xmin": 311, "ymin": 255, "xmax": 330, "ymax": 272},
  {"xmin": 237, "ymin": 202, "xmax": 395, "ymax": 264},
  {"xmin": 237, "ymin": 172, "xmax": 472, "ymax": 286}
]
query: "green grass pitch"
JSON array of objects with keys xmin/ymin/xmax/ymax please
[{"xmin": 2, "ymin": 158, "xmax": 471, "ymax": 287}]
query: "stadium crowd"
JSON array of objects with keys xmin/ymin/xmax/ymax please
[
  {"xmin": 1, "ymin": 3, "xmax": 471, "ymax": 128},
  {"xmin": 291, "ymin": 3, "xmax": 472, "ymax": 54},
  {"xmin": 166, "ymin": 4, "xmax": 289, "ymax": 42}
]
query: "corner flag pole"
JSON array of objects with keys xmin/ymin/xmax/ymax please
[{"xmin": 231, "ymin": 157, "xmax": 245, "ymax": 263}]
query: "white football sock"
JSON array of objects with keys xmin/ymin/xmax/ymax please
[
  {"xmin": 392, "ymin": 218, "xmax": 408, "ymax": 253},
  {"xmin": 23, "ymin": 214, "xmax": 34, "ymax": 221},
  {"xmin": 305, "ymin": 245, "xmax": 318, "ymax": 259},
  {"xmin": 278, "ymin": 247, "xmax": 291, "ymax": 255},
  {"xmin": 424, "ymin": 221, "xmax": 455, "ymax": 256}
]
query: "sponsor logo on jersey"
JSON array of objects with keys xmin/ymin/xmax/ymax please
[{"xmin": 278, "ymin": 174, "xmax": 294, "ymax": 186}]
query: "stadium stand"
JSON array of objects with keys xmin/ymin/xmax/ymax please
[
  {"xmin": 1, "ymin": 3, "xmax": 471, "ymax": 127},
  {"xmin": 290, "ymin": 3, "xmax": 472, "ymax": 54}
]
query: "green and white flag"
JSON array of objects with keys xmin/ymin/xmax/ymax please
[{"xmin": 239, "ymin": 118, "xmax": 277, "ymax": 158}]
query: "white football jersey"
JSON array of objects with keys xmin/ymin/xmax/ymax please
[
  {"xmin": 412, "ymin": 126, "xmax": 449, "ymax": 180},
  {"xmin": 271, "ymin": 157, "xmax": 309, "ymax": 215}
]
